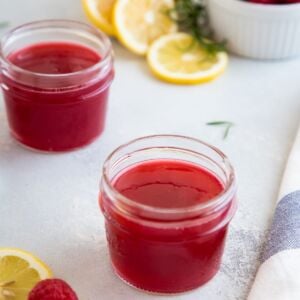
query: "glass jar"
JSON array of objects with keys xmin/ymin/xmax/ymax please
[
  {"xmin": 0, "ymin": 20, "xmax": 114, "ymax": 152},
  {"xmin": 100, "ymin": 135, "xmax": 237, "ymax": 294}
]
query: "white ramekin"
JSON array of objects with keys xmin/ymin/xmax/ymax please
[{"xmin": 207, "ymin": 0, "xmax": 300, "ymax": 59}]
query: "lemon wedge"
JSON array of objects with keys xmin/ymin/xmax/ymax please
[
  {"xmin": 113, "ymin": 0, "xmax": 176, "ymax": 55},
  {"xmin": 0, "ymin": 248, "xmax": 52, "ymax": 300},
  {"xmin": 82, "ymin": 0, "xmax": 116, "ymax": 36},
  {"xmin": 147, "ymin": 33, "xmax": 228, "ymax": 84}
]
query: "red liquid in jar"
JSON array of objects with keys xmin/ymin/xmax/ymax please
[
  {"xmin": 101, "ymin": 160, "xmax": 232, "ymax": 293},
  {"xmin": 8, "ymin": 42, "xmax": 101, "ymax": 74},
  {"xmin": 2, "ymin": 42, "xmax": 113, "ymax": 151},
  {"xmin": 114, "ymin": 160, "xmax": 223, "ymax": 208}
]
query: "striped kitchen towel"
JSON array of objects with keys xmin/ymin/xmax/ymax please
[{"xmin": 248, "ymin": 128, "xmax": 300, "ymax": 300}]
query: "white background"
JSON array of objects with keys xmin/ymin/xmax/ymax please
[{"xmin": 1, "ymin": 1, "xmax": 300, "ymax": 299}]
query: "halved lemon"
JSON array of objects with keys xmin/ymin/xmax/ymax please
[
  {"xmin": 0, "ymin": 248, "xmax": 52, "ymax": 300},
  {"xmin": 82, "ymin": 0, "xmax": 116, "ymax": 36},
  {"xmin": 113, "ymin": 0, "xmax": 177, "ymax": 55},
  {"xmin": 147, "ymin": 33, "xmax": 228, "ymax": 84}
]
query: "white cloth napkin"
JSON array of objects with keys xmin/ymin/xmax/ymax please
[{"xmin": 248, "ymin": 128, "xmax": 300, "ymax": 300}]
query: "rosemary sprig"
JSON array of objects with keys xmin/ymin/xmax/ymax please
[
  {"xmin": 168, "ymin": 0, "xmax": 226, "ymax": 56},
  {"xmin": 206, "ymin": 121, "xmax": 234, "ymax": 139}
]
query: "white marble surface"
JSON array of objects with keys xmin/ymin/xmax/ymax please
[{"xmin": 1, "ymin": 1, "xmax": 300, "ymax": 299}]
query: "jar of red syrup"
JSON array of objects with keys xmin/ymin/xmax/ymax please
[
  {"xmin": 0, "ymin": 20, "xmax": 114, "ymax": 152},
  {"xmin": 100, "ymin": 135, "xmax": 237, "ymax": 294}
]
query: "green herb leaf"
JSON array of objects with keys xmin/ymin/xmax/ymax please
[
  {"xmin": 168, "ymin": 0, "xmax": 226, "ymax": 56},
  {"xmin": 206, "ymin": 121, "xmax": 233, "ymax": 126},
  {"xmin": 223, "ymin": 124, "xmax": 233, "ymax": 139},
  {"xmin": 206, "ymin": 121, "xmax": 234, "ymax": 139},
  {"xmin": 0, "ymin": 21, "xmax": 9, "ymax": 29}
]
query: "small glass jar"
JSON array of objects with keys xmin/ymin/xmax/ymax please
[
  {"xmin": 100, "ymin": 135, "xmax": 237, "ymax": 294},
  {"xmin": 0, "ymin": 20, "xmax": 114, "ymax": 152}
]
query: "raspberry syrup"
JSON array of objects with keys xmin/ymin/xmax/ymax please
[
  {"xmin": 2, "ymin": 41, "xmax": 113, "ymax": 151},
  {"xmin": 101, "ymin": 159, "xmax": 234, "ymax": 293}
]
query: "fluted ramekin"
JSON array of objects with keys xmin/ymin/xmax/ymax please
[{"xmin": 207, "ymin": 0, "xmax": 300, "ymax": 59}]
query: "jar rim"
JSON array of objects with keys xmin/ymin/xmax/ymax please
[
  {"xmin": 0, "ymin": 19, "xmax": 113, "ymax": 80},
  {"xmin": 102, "ymin": 134, "xmax": 237, "ymax": 219}
]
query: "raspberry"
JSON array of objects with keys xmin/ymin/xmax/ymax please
[
  {"xmin": 247, "ymin": 0, "xmax": 283, "ymax": 4},
  {"xmin": 28, "ymin": 279, "xmax": 78, "ymax": 300},
  {"xmin": 246, "ymin": 0, "xmax": 300, "ymax": 3},
  {"xmin": 282, "ymin": 0, "xmax": 300, "ymax": 3}
]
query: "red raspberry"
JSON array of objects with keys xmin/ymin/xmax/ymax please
[
  {"xmin": 247, "ymin": 0, "xmax": 300, "ymax": 3},
  {"xmin": 247, "ymin": 0, "xmax": 283, "ymax": 4},
  {"xmin": 282, "ymin": 0, "xmax": 300, "ymax": 3},
  {"xmin": 28, "ymin": 279, "xmax": 78, "ymax": 300}
]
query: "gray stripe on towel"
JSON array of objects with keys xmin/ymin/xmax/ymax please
[{"xmin": 262, "ymin": 190, "xmax": 300, "ymax": 262}]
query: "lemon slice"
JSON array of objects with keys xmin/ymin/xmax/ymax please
[
  {"xmin": 113, "ymin": 0, "xmax": 176, "ymax": 55},
  {"xmin": 82, "ymin": 0, "xmax": 116, "ymax": 36},
  {"xmin": 147, "ymin": 33, "xmax": 228, "ymax": 84},
  {"xmin": 0, "ymin": 248, "xmax": 52, "ymax": 300}
]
